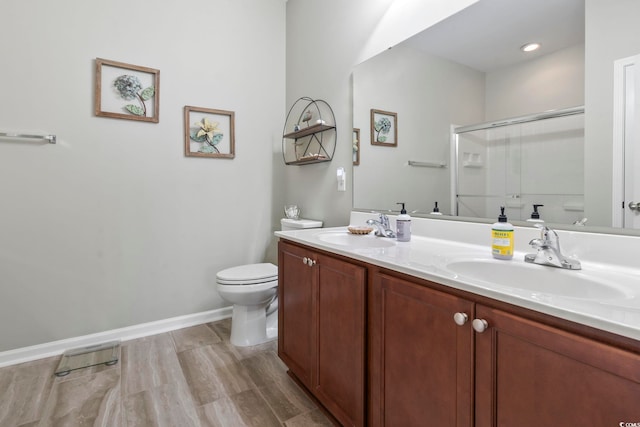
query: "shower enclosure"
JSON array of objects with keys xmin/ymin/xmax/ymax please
[{"xmin": 452, "ymin": 106, "xmax": 585, "ymax": 224}]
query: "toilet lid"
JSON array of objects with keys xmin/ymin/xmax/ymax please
[{"xmin": 216, "ymin": 263, "xmax": 278, "ymax": 285}]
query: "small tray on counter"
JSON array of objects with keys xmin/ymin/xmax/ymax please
[{"xmin": 347, "ymin": 226, "xmax": 373, "ymax": 235}]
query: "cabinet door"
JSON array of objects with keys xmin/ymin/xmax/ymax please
[
  {"xmin": 370, "ymin": 272, "xmax": 475, "ymax": 427},
  {"xmin": 278, "ymin": 241, "xmax": 316, "ymax": 388},
  {"xmin": 475, "ymin": 305, "xmax": 640, "ymax": 427},
  {"xmin": 314, "ymin": 253, "xmax": 366, "ymax": 427}
]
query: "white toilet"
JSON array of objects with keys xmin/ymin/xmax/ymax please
[{"xmin": 216, "ymin": 218, "xmax": 323, "ymax": 346}]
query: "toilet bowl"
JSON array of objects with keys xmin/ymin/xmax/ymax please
[
  {"xmin": 216, "ymin": 217, "xmax": 322, "ymax": 347},
  {"xmin": 217, "ymin": 263, "xmax": 279, "ymax": 347}
]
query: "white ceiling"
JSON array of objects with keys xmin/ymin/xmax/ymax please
[{"xmin": 402, "ymin": 0, "xmax": 585, "ymax": 72}]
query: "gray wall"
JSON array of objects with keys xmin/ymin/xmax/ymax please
[
  {"xmin": 585, "ymin": 0, "xmax": 640, "ymax": 226},
  {"xmin": 283, "ymin": 0, "xmax": 477, "ymax": 227},
  {"xmin": 350, "ymin": 41, "xmax": 584, "ymax": 219},
  {"xmin": 486, "ymin": 44, "xmax": 585, "ymax": 120},
  {"xmin": 353, "ymin": 45, "xmax": 486, "ymax": 214},
  {"xmin": 286, "ymin": 0, "xmax": 640, "ymax": 230},
  {"xmin": 0, "ymin": 0, "xmax": 476, "ymax": 354},
  {"xmin": 0, "ymin": 0, "xmax": 285, "ymax": 352}
]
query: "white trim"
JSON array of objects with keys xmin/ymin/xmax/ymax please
[
  {"xmin": 450, "ymin": 124, "xmax": 459, "ymax": 216},
  {"xmin": 612, "ymin": 55, "xmax": 637, "ymax": 227},
  {"xmin": 0, "ymin": 307, "xmax": 232, "ymax": 368}
]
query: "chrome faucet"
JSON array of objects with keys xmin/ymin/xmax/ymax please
[
  {"xmin": 573, "ymin": 218, "xmax": 588, "ymax": 226},
  {"xmin": 366, "ymin": 213, "xmax": 396, "ymax": 238},
  {"xmin": 524, "ymin": 225, "xmax": 581, "ymax": 270}
]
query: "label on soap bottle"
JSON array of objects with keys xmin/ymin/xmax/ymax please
[
  {"xmin": 491, "ymin": 229, "xmax": 514, "ymax": 259},
  {"xmin": 396, "ymin": 219, "xmax": 411, "ymax": 242}
]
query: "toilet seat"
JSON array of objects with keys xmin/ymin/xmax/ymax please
[{"xmin": 216, "ymin": 263, "xmax": 278, "ymax": 285}]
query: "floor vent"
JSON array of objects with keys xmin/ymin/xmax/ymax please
[{"xmin": 54, "ymin": 341, "xmax": 120, "ymax": 377}]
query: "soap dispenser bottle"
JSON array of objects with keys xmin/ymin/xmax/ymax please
[
  {"xmin": 526, "ymin": 204, "xmax": 544, "ymax": 223},
  {"xmin": 396, "ymin": 202, "xmax": 411, "ymax": 242},
  {"xmin": 491, "ymin": 206, "xmax": 514, "ymax": 260},
  {"xmin": 430, "ymin": 201, "xmax": 443, "ymax": 215}
]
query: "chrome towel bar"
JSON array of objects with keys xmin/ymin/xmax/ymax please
[
  {"xmin": 408, "ymin": 160, "xmax": 446, "ymax": 168},
  {"xmin": 0, "ymin": 132, "xmax": 56, "ymax": 144}
]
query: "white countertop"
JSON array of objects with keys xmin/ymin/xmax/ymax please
[{"xmin": 275, "ymin": 214, "xmax": 640, "ymax": 342}]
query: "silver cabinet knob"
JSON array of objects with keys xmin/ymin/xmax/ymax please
[
  {"xmin": 629, "ymin": 201, "xmax": 640, "ymax": 211},
  {"xmin": 302, "ymin": 257, "xmax": 309, "ymax": 265},
  {"xmin": 453, "ymin": 312, "xmax": 468, "ymax": 326},
  {"xmin": 307, "ymin": 258, "xmax": 316, "ymax": 266},
  {"xmin": 472, "ymin": 318, "xmax": 489, "ymax": 333}
]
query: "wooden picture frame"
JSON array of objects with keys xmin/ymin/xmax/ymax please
[
  {"xmin": 184, "ymin": 106, "xmax": 235, "ymax": 159},
  {"xmin": 370, "ymin": 109, "xmax": 397, "ymax": 146},
  {"xmin": 95, "ymin": 58, "xmax": 159, "ymax": 123},
  {"xmin": 353, "ymin": 128, "xmax": 360, "ymax": 165}
]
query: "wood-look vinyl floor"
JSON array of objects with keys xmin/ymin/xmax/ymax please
[{"xmin": 0, "ymin": 318, "xmax": 334, "ymax": 427}]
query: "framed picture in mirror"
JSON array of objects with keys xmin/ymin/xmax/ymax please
[
  {"xmin": 353, "ymin": 128, "xmax": 360, "ymax": 165},
  {"xmin": 370, "ymin": 109, "xmax": 397, "ymax": 146}
]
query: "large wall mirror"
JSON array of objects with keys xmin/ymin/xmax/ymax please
[{"xmin": 353, "ymin": 0, "xmax": 640, "ymax": 234}]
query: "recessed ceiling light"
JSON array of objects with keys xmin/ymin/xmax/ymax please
[{"xmin": 521, "ymin": 43, "xmax": 541, "ymax": 53}]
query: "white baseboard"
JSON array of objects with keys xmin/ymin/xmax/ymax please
[{"xmin": 0, "ymin": 307, "xmax": 233, "ymax": 368}]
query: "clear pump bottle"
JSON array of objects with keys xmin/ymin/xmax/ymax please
[
  {"xmin": 526, "ymin": 204, "xmax": 544, "ymax": 223},
  {"xmin": 430, "ymin": 201, "xmax": 443, "ymax": 215},
  {"xmin": 396, "ymin": 202, "xmax": 411, "ymax": 242}
]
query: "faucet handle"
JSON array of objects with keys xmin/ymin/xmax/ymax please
[
  {"xmin": 543, "ymin": 226, "xmax": 559, "ymax": 242},
  {"xmin": 532, "ymin": 223, "xmax": 547, "ymax": 240},
  {"xmin": 533, "ymin": 223, "xmax": 546, "ymax": 232},
  {"xmin": 533, "ymin": 223, "xmax": 556, "ymax": 240},
  {"xmin": 378, "ymin": 213, "xmax": 390, "ymax": 228},
  {"xmin": 528, "ymin": 238, "xmax": 544, "ymax": 249}
]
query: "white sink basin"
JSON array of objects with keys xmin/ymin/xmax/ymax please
[
  {"xmin": 445, "ymin": 258, "xmax": 632, "ymax": 300},
  {"xmin": 316, "ymin": 231, "xmax": 396, "ymax": 248}
]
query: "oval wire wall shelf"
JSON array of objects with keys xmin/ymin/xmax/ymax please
[{"xmin": 282, "ymin": 97, "xmax": 336, "ymax": 165}]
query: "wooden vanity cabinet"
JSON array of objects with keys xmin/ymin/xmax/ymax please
[
  {"xmin": 278, "ymin": 239, "xmax": 640, "ymax": 426},
  {"xmin": 369, "ymin": 271, "xmax": 640, "ymax": 427},
  {"xmin": 369, "ymin": 271, "xmax": 475, "ymax": 427},
  {"xmin": 278, "ymin": 240, "xmax": 366, "ymax": 427},
  {"xmin": 474, "ymin": 305, "xmax": 640, "ymax": 427},
  {"xmin": 278, "ymin": 241, "xmax": 315, "ymax": 388}
]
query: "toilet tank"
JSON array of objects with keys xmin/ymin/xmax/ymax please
[{"xmin": 280, "ymin": 218, "xmax": 323, "ymax": 231}]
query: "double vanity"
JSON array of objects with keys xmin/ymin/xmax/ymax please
[{"xmin": 276, "ymin": 212, "xmax": 640, "ymax": 426}]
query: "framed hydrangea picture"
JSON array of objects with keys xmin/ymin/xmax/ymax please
[
  {"xmin": 370, "ymin": 109, "xmax": 397, "ymax": 147},
  {"xmin": 95, "ymin": 58, "xmax": 160, "ymax": 123},
  {"xmin": 184, "ymin": 106, "xmax": 235, "ymax": 159},
  {"xmin": 353, "ymin": 128, "xmax": 360, "ymax": 165}
]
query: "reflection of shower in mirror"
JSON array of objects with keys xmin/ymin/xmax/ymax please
[{"xmin": 453, "ymin": 106, "xmax": 584, "ymax": 225}]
